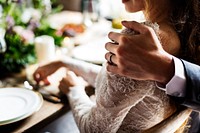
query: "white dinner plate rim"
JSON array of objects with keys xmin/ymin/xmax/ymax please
[
  {"xmin": 0, "ymin": 87, "xmax": 43, "ymax": 126},
  {"xmin": 72, "ymin": 43, "xmax": 106, "ymax": 64}
]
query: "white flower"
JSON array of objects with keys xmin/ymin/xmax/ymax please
[
  {"xmin": 13, "ymin": 26, "xmax": 35, "ymax": 44},
  {"xmin": 21, "ymin": 8, "xmax": 42, "ymax": 24},
  {"xmin": 0, "ymin": 4, "xmax": 3, "ymax": 18},
  {"xmin": 43, "ymin": 0, "xmax": 52, "ymax": 14}
]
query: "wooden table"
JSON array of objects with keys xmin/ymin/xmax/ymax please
[
  {"xmin": 0, "ymin": 11, "xmax": 103, "ymax": 133},
  {"xmin": 0, "ymin": 73, "xmax": 71, "ymax": 133},
  {"xmin": 0, "ymin": 101, "xmax": 65, "ymax": 132}
]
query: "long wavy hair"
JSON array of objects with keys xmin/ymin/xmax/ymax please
[
  {"xmin": 144, "ymin": 0, "xmax": 200, "ymax": 64},
  {"xmin": 170, "ymin": 0, "xmax": 200, "ymax": 64}
]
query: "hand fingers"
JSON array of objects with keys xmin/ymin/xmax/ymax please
[
  {"xmin": 33, "ymin": 71, "xmax": 41, "ymax": 81},
  {"xmin": 33, "ymin": 71, "xmax": 47, "ymax": 84},
  {"xmin": 67, "ymin": 71, "xmax": 78, "ymax": 81},
  {"xmin": 122, "ymin": 21, "xmax": 152, "ymax": 34},
  {"xmin": 106, "ymin": 63, "xmax": 118, "ymax": 73},
  {"xmin": 108, "ymin": 32, "xmax": 121, "ymax": 44},
  {"xmin": 77, "ymin": 77, "xmax": 88, "ymax": 86},
  {"xmin": 105, "ymin": 42, "xmax": 119, "ymax": 54},
  {"xmin": 66, "ymin": 71, "xmax": 87, "ymax": 86},
  {"xmin": 59, "ymin": 78, "xmax": 70, "ymax": 94},
  {"xmin": 68, "ymin": 71, "xmax": 88, "ymax": 86},
  {"xmin": 105, "ymin": 52, "xmax": 117, "ymax": 65},
  {"xmin": 59, "ymin": 77, "xmax": 69, "ymax": 86},
  {"xmin": 43, "ymin": 78, "xmax": 50, "ymax": 85},
  {"xmin": 63, "ymin": 71, "xmax": 77, "ymax": 86}
]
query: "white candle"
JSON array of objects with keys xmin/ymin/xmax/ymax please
[{"xmin": 35, "ymin": 35, "xmax": 55, "ymax": 64}]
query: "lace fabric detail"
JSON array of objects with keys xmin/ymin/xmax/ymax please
[
  {"xmin": 68, "ymin": 63, "xmax": 177, "ymax": 133},
  {"xmin": 67, "ymin": 22, "xmax": 180, "ymax": 133},
  {"xmin": 97, "ymin": 64, "xmax": 177, "ymax": 133}
]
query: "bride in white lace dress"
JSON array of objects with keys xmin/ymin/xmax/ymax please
[
  {"xmin": 56, "ymin": 25, "xmax": 191, "ymax": 132},
  {"xmin": 34, "ymin": 0, "xmax": 192, "ymax": 132}
]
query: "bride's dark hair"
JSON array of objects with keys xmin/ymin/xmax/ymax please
[{"xmin": 171, "ymin": 0, "xmax": 200, "ymax": 64}]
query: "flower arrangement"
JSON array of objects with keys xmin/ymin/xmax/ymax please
[{"xmin": 0, "ymin": 0, "xmax": 63, "ymax": 77}]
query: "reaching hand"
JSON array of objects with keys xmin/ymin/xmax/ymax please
[
  {"xmin": 33, "ymin": 61, "xmax": 65, "ymax": 84},
  {"xmin": 105, "ymin": 21, "xmax": 174, "ymax": 84},
  {"xmin": 59, "ymin": 71, "xmax": 88, "ymax": 94}
]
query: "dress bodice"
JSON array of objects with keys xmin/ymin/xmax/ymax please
[{"xmin": 66, "ymin": 22, "xmax": 186, "ymax": 133}]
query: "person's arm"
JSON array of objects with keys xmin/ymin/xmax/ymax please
[
  {"xmin": 179, "ymin": 59, "xmax": 200, "ymax": 111},
  {"xmin": 33, "ymin": 56, "xmax": 101, "ymax": 87},
  {"xmin": 105, "ymin": 21, "xmax": 175, "ymax": 84},
  {"xmin": 104, "ymin": 21, "xmax": 200, "ymax": 111},
  {"xmin": 156, "ymin": 57, "xmax": 200, "ymax": 111},
  {"xmin": 59, "ymin": 71, "xmax": 135, "ymax": 133},
  {"xmin": 156, "ymin": 57, "xmax": 187, "ymax": 97},
  {"xmin": 60, "ymin": 56, "xmax": 101, "ymax": 87}
]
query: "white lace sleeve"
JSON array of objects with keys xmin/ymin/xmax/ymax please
[
  {"xmin": 65, "ymin": 22, "xmax": 182, "ymax": 133},
  {"xmin": 67, "ymin": 86, "xmax": 95, "ymax": 131},
  {"xmin": 67, "ymin": 86, "xmax": 134, "ymax": 133},
  {"xmin": 66, "ymin": 64, "xmax": 155, "ymax": 133},
  {"xmin": 61, "ymin": 56, "xmax": 102, "ymax": 87}
]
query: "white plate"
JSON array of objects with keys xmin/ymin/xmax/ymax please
[
  {"xmin": 0, "ymin": 87, "xmax": 43, "ymax": 125},
  {"xmin": 47, "ymin": 11, "xmax": 83, "ymax": 29},
  {"xmin": 72, "ymin": 39, "xmax": 107, "ymax": 64}
]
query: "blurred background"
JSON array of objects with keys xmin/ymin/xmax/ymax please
[
  {"xmin": 0, "ymin": 1, "xmax": 145, "ymax": 132},
  {"xmin": 58, "ymin": 0, "xmax": 144, "ymax": 20},
  {"xmin": 0, "ymin": 0, "xmax": 144, "ymax": 78}
]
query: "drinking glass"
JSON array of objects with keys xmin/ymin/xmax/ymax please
[{"xmin": 82, "ymin": 0, "xmax": 99, "ymax": 27}]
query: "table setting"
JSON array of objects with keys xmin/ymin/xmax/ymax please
[
  {"xmin": 0, "ymin": 87, "xmax": 43, "ymax": 126},
  {"xmin": 0, "ymin": 1, "xmax": 67, "ymax": 132},
  {"xmin": 0, "ymin": 0, "xmax": 145, "ymax": 132}
]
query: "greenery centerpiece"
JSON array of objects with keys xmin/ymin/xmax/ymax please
[{"xmin": 0, "ymin": 0, "xmax": 63, "ymax": 77}]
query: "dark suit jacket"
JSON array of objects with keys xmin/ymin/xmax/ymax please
[
  {"xmin": 170, "ymin": 59, "xmax": 200, "ymax": 111},
  {"xmin": 181, "ymin": 60, "xmax": 200, "ymax": 111},
  {"xmin": 181, "ymin": 60, "xmax": 200, "ymax": 133},
  {"xmin": 167, "ymin": 60, "xmax": 200, "ymax": 132}
]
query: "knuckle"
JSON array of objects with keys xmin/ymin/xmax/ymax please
[
  {"xmin": 120, "ymin": 35, "xmax": 128, "ymax": 43},
  {"xmin": 118, "ymin": 57, "xmax": 125, "ymax": 65},
  {"xmin": 117, "ymin": 47, "xmax": 124, "ymax": 55},
  {"xmin": 116, "ymin": 48, "xmax": 120, "ymax": 55}
]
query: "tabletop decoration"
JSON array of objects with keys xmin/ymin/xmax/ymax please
[
  {"xmin": 35, "ymin": 35, "xmax": 56, "ymax": 63},
  {"xmin": 0, "ymin": 0, "xmax": 63, "ymax": 77}
]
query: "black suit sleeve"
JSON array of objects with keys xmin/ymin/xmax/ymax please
[{"xmin": 173, "ymin": 59, "xmax": 200, "ymax": 111}]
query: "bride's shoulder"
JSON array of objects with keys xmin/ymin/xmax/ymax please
[{"xmin": 159, "ymin": 24, "xmax": 181, "ymax": 56}]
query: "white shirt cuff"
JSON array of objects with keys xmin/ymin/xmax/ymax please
[{"xmin": 156, "ymin": 57, "xmax": 186, "ymax": 97}]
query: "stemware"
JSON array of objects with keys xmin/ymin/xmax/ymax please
[{"xmin": 24, "ymin": 80, "xmax": 62, "ymax": 103}]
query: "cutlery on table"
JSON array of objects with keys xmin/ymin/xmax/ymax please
[{"xmin": 24, "ymin": 81, "xmax": 62, "ymax": 103}]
